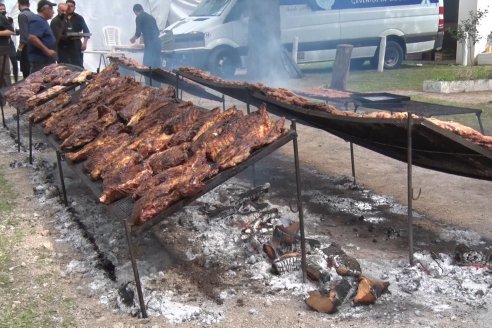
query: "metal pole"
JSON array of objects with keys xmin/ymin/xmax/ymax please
[
  {"xmin": 222, "ymin": 94, "xmax": 226, "ymax": 112},
  {"xmin": 378, "ymin": 36, "xmax": 387, "ymax": 72},
  {"xmin": 175, "ymin": 72, "xmax": 180, "ymax": 98},
  {"xmin": 350, "ymin": 142, "xmax": 356, "ymax": 185},
  {"xmin": 407, "ymin": 114, "xmax": 414, "ymax": 266},
  {"xmin": 292, "ymin": 120, "xmax": 306, "ymax": 283},
  {"xmin": 292, "ymin": 36, "xmax": 299, "ymax": 64},
  {"xmin": 1, "ymin": 102, "xmax": 5, "ymax": 128},
  {"xmin": 476, "ymin": 113, "xmax": 485, "ymax": 135},
  {"xmin": 29, "ymin": 122, "xmax": 32, "ymax": 164},
  {"xmin": 123, "ymin": 220, "xmax": 148, "ymax": 318},
  {"xmin": 16, "ymin": 106, "xmax": 20, "ymax": 152},
  {"xmin": 56, "ymin": 151, "xmax": 68, "ymax": 207},
  {"xmin": 56, "ymin": 150, "xmax": 68, "ymax": 206}
]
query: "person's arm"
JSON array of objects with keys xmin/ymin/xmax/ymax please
[
  {"xmin": 28, "ymin": 34, "xmax": 57, "ymax": 58},
  {"xmin": 18, "ymin": 13, "xmax": 29, "ymax": 45},
  {"xmin": 0, "ymin": 29, "xmax": 14, "ymax": 37},
  {"xmin": 130, "ymin": 16, "xmax": 142, "ymax": 43}
]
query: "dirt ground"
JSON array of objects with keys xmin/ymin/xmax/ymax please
[{"xmin": 0, "ymin": 86, "xmax": 491, "ymax": 327}]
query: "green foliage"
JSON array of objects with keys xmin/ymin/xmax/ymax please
[
  {"xmin": 448, "ymin": 8, "xmax": 490, "ymax": 66},
  {"xmin": 450, "ymin": 9, "xmax": 489, "ymax": 45}
]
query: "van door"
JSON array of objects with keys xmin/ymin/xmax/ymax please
[{"xmin": 280, "ymin": 0, "xmax": 340, "ymax": 64}]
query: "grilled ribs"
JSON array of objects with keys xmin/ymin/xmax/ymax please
[
  {"xmin": 64, "ymin": 124, "xmax": 128, "ymax": 162},
  {"xmin": 29, "ymin": 92, "xmax": 72, "ymax": 123},
  {"xmin": 59, "ymin": 106, "xmax": 119, "ymax": 150},
  {"xmin": 131, "ymin": 149, "xmax": 218, "ymax": 224}
]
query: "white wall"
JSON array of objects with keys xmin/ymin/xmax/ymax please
[{"xmin": 456, "ymin": 0, "xmax": 492, "ymax": 65}]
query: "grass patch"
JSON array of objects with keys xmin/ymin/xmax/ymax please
[
  {"xmin": 297, "ymin": 61, "xmax": 492, "ymax": 134},
  {"xmin": 297, "ymin": 61, "xmax": 492, "ymax": 92},
  {"xmin": 0, "ymin": 166, "xmax": 16, "ymax": 272},
  {"xmin": 0, "ymin": 166, "xmax": 15, "ymax": 214}
]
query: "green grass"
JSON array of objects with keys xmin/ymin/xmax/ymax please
[
  {"xmin": 0, "ymin": 168, "xmax": 75, "ymax": 328},
  {"xmin": 297, "ymin": 61, "xmax": 492, "ymax": 134},
  {"xmin": 0, "ymin": 165, "xmax": 15, "ymax": 272},
  {"xmin": 298, "ymin": 61, "xmax": 492, "ymax": 92}
]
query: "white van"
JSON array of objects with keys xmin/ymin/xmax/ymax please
[{"xmin": 161, "ymin": 0, "xmax": 444, "ymax": 77}]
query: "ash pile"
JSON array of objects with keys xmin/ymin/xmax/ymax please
[{"xmin": 176, "ymin": 181, "xmax": 391, "ymax": 315}]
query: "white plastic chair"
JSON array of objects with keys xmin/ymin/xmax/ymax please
[{"xmin": 102, "ymin": 26, "xmax": 122, "ymax": 51}]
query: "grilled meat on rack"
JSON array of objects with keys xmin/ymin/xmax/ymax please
[
  {"xmin": 131, "ymin": 149, "xmax": 218, "ymax": 225},
  {"xmin": 26, "ymin": 85, "xmax": 67, "ymax": 109},
  {"xmin": 64, "ymin": 123, "xmax": 128, "ymax": 162},
  {"xmin": 427, "ymin": 118, "xmax": 492, "ymax": 151},
  {"xmin": 59, "ymin": 106, "xmax": 119, "ymax": 150},
  {"xmin": 178, "ymin": 66, "xmax": 243, "ymax": 86},
  {"xmin": 29, "ymin": 92, "xmax": 72, "ymax": 123}
]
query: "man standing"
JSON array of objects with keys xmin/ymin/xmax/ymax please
[
  {"xmin": 50, "ymin": 3, "xmax": 68, "ymax": 61},
  {"xmin": 0, "ymin": 3, "xmax": 15, "ymax": 86},
  {"xmin": 130, "ymin": 4, "xmax": 161, "ymax": 70},
  {"xmin": 17, "ymin": 0, "xmax": 35, "ymax": 78},
  {"xmin": 58, "ymin": 0, "xmax": 90, "ymax": 68},
  {"xmin": 28, "ymin": 0, "xmax": 57, "ymax": 73}
]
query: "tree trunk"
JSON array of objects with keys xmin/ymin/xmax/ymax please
[{"xmin": 246, "ymin": 0, "xmax": 287, "ymax": 82}]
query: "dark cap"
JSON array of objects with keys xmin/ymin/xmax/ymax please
[{"xmin": 37, "ymin": 0, "xmax": 56, "ymax": 12}]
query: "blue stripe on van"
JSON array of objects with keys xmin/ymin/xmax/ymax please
[{"xmin": 279, "ymin": 0, "xmax": 439, "ymax": 9}]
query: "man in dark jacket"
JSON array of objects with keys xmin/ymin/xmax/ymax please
[
  {"xmin": 0, "ymin": 3, "xmax": 15, "ymax": 86},
  {"xmin": 27, "ymin": 0, "xmax": 57, "ymax": 73},
  {"xmin": 50, "ymin": 3, "xmax": 68, "ymax": 62},
  {"xmin": 17, "ymin": 0, "xmax": 36, "ymax": 78},
  {"xmin": 130, "ymin": 4, "xmax": 161, "ymax": 70},
  {"xmin": 57, "ymin": 0, "xmax": 90, "ymax": 68}
]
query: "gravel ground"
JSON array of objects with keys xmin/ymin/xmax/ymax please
[{"xmin": 0, "ymin": 86, "xmax": 491, "ymax": 327}]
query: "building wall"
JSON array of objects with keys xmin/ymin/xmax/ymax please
[{"xmin": 456, "ymin": 0, "xmax": 492, "ymax": 64}]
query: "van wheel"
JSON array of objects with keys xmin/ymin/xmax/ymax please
[
  {"xmin": 207, "ymin": 47, "xmax": 239, "ymax": 78},
  {"xmin": 370, "ymin": 40, "xmax": 404, "ymax": 69}
]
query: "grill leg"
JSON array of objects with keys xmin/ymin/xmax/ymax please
[
  {"xmin": 292, "ymin": 121, "xmax": 307, "ymax": 283},
  {"xmin": 29, "ymin": 122, "xmax": 32, "ymax": 164},
  {"xmin": 1, "ymin": 102, "xmax": 5, "ymax": 128},
  {"xmin": 56, "ymin": 151, "xmax": 68, "ymax": 207},
  {"xmin": 123, "ymin": 220, "xmax": 148, "ymax": 318},
  {"xmin": 407, "ymin": 114, "xmax": 414, "ymax": 266},
  {"xmin": 16, "ymin": 106, "xmax": 20, "ymax": 152},
  {"xmin": 350, "ymin": 142, "xmax": 356, "ymax": 185},
  {"xmin": 476, "ymin": 113, "xmax": 485, "ymax": 135}
]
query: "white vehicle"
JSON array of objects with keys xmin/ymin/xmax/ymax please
[{"xmin": 161, "ymin": 0, "xmax": 444, "ymax": 77}]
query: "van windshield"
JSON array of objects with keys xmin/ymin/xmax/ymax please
[{"xmin": 190, "ymin": 0, "xmax": 231, "ymax": 16}]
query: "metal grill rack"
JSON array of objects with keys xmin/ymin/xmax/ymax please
[
  {"xmin": 23, "ymin": 78, "xmax": 307, "ymax": 318},
  {"xmin": 109, "ymin": 63, "xmax": 225, "ymax": 104},
  {"xmin": 1, "ymin": 64, "xmax": 85, "ymax": 153},
  {"xmin": 175, "ymin": 69, "xmax": 492, "ymax": 267}
]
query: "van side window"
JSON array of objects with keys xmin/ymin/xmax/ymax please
[{"xmin": 225, "ymin": 0, "xmax": 249, "ymax": 23}]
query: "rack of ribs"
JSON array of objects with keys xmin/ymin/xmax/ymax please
[
  {"xmin": 131, "ymin": 148, "xmax": 218, "ymax": 225},
  {"xmin": 29, "ymin": 92, "xmax": 72, "ymax": 123},
  {"xmin": 64, "ymin": 123, "xmax": 128, "ymax": 162}
]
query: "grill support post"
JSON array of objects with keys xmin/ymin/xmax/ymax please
[
  {"xmin": 292, "ymin": 120, "xmax": 307, "ymax": 283},
  {"xmin": 123, "ymin": 220, "xmax": 148, "ymax": 318},
  {"xmin": 350, "ymin": 142, "xmax": 356, "ymax": 185},
  {"xmin": 56, "ymin": 151, "xmax": 68, "ymax": 207},
  {"xmin": 407, "ymin": 113, "xmax": 414, "ymax": 266},
  {"xmin": 29, "ymin": 122, "xmax": 32, "ymax": 164},
  {"xmin": 17, "ymin": 106, "xmax": 20, "ymax": 152},
  {"xmin": 1, "ymin": 100, "xmax": 5, "ymax": 128}
]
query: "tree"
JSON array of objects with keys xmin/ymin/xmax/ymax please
[
  {"xmin": 246, "ymin": 0, "xmax": 288, "ymax": 82},
  {"xmin": 450, "ymin": 8, "xmax": 489, "ymax": 66}
]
